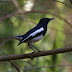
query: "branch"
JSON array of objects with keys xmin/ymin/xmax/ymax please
[
  {"xmin": 0, "ymin": 10, "xmax": 72, "ymax": 28},
  {"xmin": 0, "ymin": 10, "xmax": 19, "ymax": 21},
  {"xmin": 0, "ymin": 49, "xmax": 20, "ymax": 72},
  {"xmin": 26, "ymin": 10, "xmax": 72, "ymax": 28},
  {"xmin": 0, "ymin": 1, "xmax": 11, "ymax": 2},
  {"xmin": 8, "ymin": 64, "xmax": 72, "ymax": 72},
  {"xmin": 12, "ymin": 0, "xmax": 23, "ymax": 13},
  {"xmin": 70, "ymin": 0, "xmax": 72, "ymax": 4},
  {"xmin": 53, "ymin": 0, "xmax": 72, "ymax": 8},
  {"xmin": 0, "ymin": 46, "xmax": 72, "ymax": 62},
  {"xmin": 22, "ymin": 64, "xmax": 72, "ymax": 71}
]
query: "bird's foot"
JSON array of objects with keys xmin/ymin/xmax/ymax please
[
  {"xmin": 31, "ymin": 51, "xmax": 36, "ymax": 53},
  {"xmin": 38, "ymin": 50, "xmax": 41, "ymax": 52}
]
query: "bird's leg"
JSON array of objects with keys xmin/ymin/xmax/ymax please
[
  {"xmin": 28, "ymin": 43, "xmax": 35, "ymax": 52},
  {"xmin": 28, "ymin": 43, "xmax": 35, "ymax": 60},
  {"xmin": 30, "ymin": 43, "xmax": 40, "ymax": 52}
]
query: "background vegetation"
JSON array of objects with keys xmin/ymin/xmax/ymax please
[{"xmin": 0, "ymin": 0, "xmax": 72, "ymax": 72}]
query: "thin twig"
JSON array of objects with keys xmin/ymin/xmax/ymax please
[
  {"xmin": 25, "ymin": 10, "xmax": 72, "ymax": 28},
  {"xmin": 0, "ymin": 49, "xmax": 20, "ymax": 72},
  {"xmin": 22, "ymin": 64, "xmax": 72, "ymax": 70},
  {"xmin": 0, "ymin": 10, "xmax": 19, "ymax": 21},
  {"xmin": 0, "ymin": 46, "xmax": 72, "ymax": 61},
  {"xmin": 0, "ymin": 1, "xmax": 11, "ymax": 2},
  {"xmin": 70, "ymin": 0, "xmax": 72, "ymax": 3},
  {"xmin": 12, "ymin": 0, "xmax": 22, "ymax": 12},
  {"xmin": 6, "ymin": 64, "xmax": 72, "ymax": 72},
  {"xmin": 53, "ymin": 0, "xmax": 72, "ymax": 8},
  {"xmin": 0, "ymin": 10, "xmax": 72, "ymax": 28}
]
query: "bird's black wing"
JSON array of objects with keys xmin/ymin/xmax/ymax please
[{"xmin": 17, "ymin": 26, "xmax": 44, "ymax": 45}]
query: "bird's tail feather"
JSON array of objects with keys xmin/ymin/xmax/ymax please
[
  {"xmin": 17, "ymin": 42, "xmax": 21, "ymax": 46},
  {"xmin": 0, "ymin": 36, "xmax": 22, "ymax": 41}
]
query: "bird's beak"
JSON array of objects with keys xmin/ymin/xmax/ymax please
[{"xmin": 50, "ymin": 18, "xmax": 54, "ymax": 20}]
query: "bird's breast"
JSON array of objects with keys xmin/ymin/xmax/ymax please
[{"xmin": 31, "ymin": 35, "xmax": 43, "ymax": 42}]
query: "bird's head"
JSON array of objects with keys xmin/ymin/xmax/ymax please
[{"xmin": 38, "ymin": 18, "xmax": 54, "ymax": 26}]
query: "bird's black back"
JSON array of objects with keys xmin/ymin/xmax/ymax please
[{"xmin": 17, "ymin": 18, "xmax": 54, "ymax": 45}]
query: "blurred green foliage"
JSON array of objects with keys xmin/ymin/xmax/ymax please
[{"xmin": 0, "ymin": 0, "xmax": 72, "ymax": 72}]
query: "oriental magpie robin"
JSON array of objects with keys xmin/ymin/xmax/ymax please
[
  {"xmin": 0, "ymin": 18, "xmax": 54, "ymax": 52},
  {"xmin": 16, "ymin": 18, "xmax": 54, "ymax": 51}
]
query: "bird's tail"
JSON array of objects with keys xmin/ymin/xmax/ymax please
[
  {"xmin": 0, "ymin": 36, "xmax": 23, "ymax": 41},
  {"xmin": 17, "ymin": 42, "xmax": 21, "ymax": 46}
]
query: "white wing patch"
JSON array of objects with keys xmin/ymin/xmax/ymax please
[
  {"xmin": 30, "ymin": 27, "xmax": 44, "ymax": 37},
  {"xmin": 21, "ymin": 27, "xmax": 44, "ymax": 43}
]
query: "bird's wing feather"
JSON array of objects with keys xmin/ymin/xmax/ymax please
[{"xmin": 17, "ymin": 27, "xmax": 44, "ymax": 45}]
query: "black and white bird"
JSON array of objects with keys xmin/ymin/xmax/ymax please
[{"xmin": 0, "ymin": 18, "xmax": 54, "ymax": 52}]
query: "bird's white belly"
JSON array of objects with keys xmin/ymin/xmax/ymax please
[{"xmin": 31, "ymin": 35, "xmax": 43, "ymax": 42}]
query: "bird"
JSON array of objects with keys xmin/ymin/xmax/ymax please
[{"xmin": 0, "ymin": 18, "xmax": 54, "ymax": 52}]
